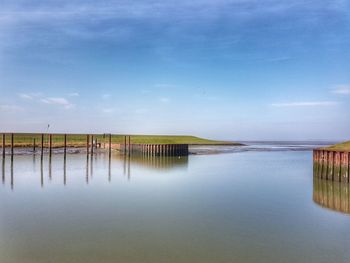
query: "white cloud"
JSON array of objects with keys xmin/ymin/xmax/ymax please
[
  {"xmin": 18, "ymin": 92, "xmax": 43, "ymax": 100},
  {"xmin": 0, "ymin": 104, "xmax": 23, "ymax": 112},
  {"xmin": 68, "ymin": 92, "xmax": 79, "ymax": 97},
  {"xmin": 18, "ymin": 93, "xmax": 33, "ymax": 100},
  {"xmin": 41, "ymin": 97, "xmax": 74, "ymax": 109},
  {"xmin": 271, "ymin": 101, "xmax": 339, "ymax": 107},
  {"xmin": 331, "ymin": 85, "xmax": 350, "ymax": 95}
]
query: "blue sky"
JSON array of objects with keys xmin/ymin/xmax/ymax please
[{"xmin": 0, "ymin": 0, "xmax": 350, "ymax": 140}]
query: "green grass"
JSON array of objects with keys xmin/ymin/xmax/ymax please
[
  {"xmin": 325, "ymin": 141, "xmax": 350, "ymax": 151},
  {"xmin": 0, "ymin": 133, "xmax": 243, "ymax": 147}
]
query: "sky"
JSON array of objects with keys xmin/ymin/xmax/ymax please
[{"xmin": 0, "ymin": 0, "xmax": 350, "ymax": 141}]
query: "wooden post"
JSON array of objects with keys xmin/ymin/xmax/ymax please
[
  {"xmin": 86, "ymin": 135, "xmax": 90, "ymax": 155},
  {"xmin": 109, "ymin": 134, "xmax": 112, "ymax": 158},
  {"xmin": 90, "ymin": 135, "xmax": 94, "ymax": 156},
  {"xmin": 49, "ymin": 134, "xmax": 52, "ymax": 158},
  {"xmin": 124, "ymin": 136, "xmax": 127, "ymax": 154},
  {"xmin": 128, "ymin": 136, "xmax": 131, "ymax": 155},
  {"xmin": 33, "ymin": 138, "xmax": 36, "ymax": 153},
  {"xmin": 2, "ymin": 134, "xmax": 5, "ymax": 158},
  {"xmin": 64, "ymin": 134, "xmax": 67, "ymax": 158},
  {"xmin": 11, "ymin": 133, "xmax": 14, "ymax": 160},
  {"xmin": 41, "ymin": 134, "xmax": 44, "ymax": 159}
]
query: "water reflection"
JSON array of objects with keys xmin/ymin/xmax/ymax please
[
  {"xmin": 85, "ymin": 155, "xmax": 89, "ymax": 184},
  {"xmin": 121, "ymin": 154, "xmax": 189, "ymax": 171},
  {"xmin": 313, "ymin": 177, "xmax": 350, "ymax": 214},
  {"xmin": 1, "ymin": 153, "xmax": 189, "ymax": 189},
  {"xmin": 2, "ymin": 157, "xmax": 5, "ymax": 184}
]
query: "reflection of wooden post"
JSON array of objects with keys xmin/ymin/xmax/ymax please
[
  {"xmin": 41, "ymin": 134, "xmax": 44, "ymax": 159},
  {"xmin": 2, "ymin": 134, "xmax": 5, "ymax": 158},
  {"xmin": 109, "ymin": 134, "xmax": 112, "ymax": 158}
]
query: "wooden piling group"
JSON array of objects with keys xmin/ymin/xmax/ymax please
[
  {"xmin": 313, "ymin": 149, "xmax": 350, "ymax": 183},
  {"xmin": 127, "ymin": 143, "xmax": 189, "ymax": 157},
  {"xmin": 0, "ymin": 133, "xmax": 190, "ymax": 160}
]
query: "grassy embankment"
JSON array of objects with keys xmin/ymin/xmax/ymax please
[
  {"xmin": 0, "ymin": 133, "xmax": 243, "ymax": 147},
  {"xmin": 325, "ymin": 141, "xmax": 350, "ymax": 152}
]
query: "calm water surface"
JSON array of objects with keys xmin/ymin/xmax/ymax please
[{"xmin": 1, "ymin": 148, "xmax": 349, "ymax": 263}]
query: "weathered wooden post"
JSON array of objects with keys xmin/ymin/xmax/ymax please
[
  {"xmin": 64, "ymin": 134, "xmax": 67, "ymax": 159},
  {"xmin": 109, "ymin": 134, "xmax": 112, "ymax": 158},
  {"xmin": 334, "ymin": 152, "xmax": 341, "ymax": 182},
  {"xmin": 33, "ymin": 138, "xmax": 36, "ymax": 153},
  {"xmin": 11, "ymin": 133, "xmax": 14, "ymax": 161},
  {"xmin": 2, "ymin": 133, "xmax": 5, "ymax": 159},
  {"xmin": 124, "ymin": 136, "xmax": 127, "ymax": 154},
  {"xmin": 49, "ymin": 134, "xmax": 52, "ymax": 158},
  {"xmin": 90, "ymin": 135, "xmax": 94, "ymax": 156},
  {"xmin": 341, "ymin": 152, "xmax": 349, "ymax": 183},
  {"xmin": 86, "ymin": 134, "xmax": 90, "ymax": 155},
  {"xmin": 128, "ymin": 136, "xmax": 131, "ymax": 155},
  {"xmin": 41, "ymin": 134, "xmax": 44, "ymax": 159}
]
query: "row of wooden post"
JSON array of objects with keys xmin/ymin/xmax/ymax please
[
  {"xmin": 1, "ymin": 133, "xmax": 113, "ymax": 159},
  {"xmin": 128, "ymin": 144, "xmax": 189, "ymax": 156},
  {"xmin": 313, "ymin": 149, "xmax": 350, "ymax": 183},
  {"xmin": 1, "ymin": 134, "xmax": 189, "ymax": 158}
]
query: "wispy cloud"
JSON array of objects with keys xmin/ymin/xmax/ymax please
[
  {"xmin": 18, "ymin": 92, "xmax": 42, "ymax": 100},
  {"xmin": 331, "ymin": 85, "xmax": 350, "ymax": 95},
  {"xmin": 40, "ymin": 97, "xmax": 74, "ymax": 109},
  {"xmin": 0, "ymin": 104, "xmax": 23, "ymax": 112},
  {"xmin": 68, "ymin": 92, "xmax": 79, "ymax": 97},
  {"xmin": 271, "ymin": 101, "xmax": 339, "ymax": 107},
  {"xmin": 18, "ymin": 93, "xmax": 33, "ymax": 100}
]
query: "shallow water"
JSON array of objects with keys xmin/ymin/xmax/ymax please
[{"xmin": 1, "ymin": 150, "xmax": 350, "ymax": 263}]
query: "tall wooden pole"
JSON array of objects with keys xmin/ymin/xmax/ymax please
[
  {"xmin": 2, "ymin": 134, "xmax": 5, "ymax": 159},
  {"xmin": 90, "ymin": 135, "xmax": 94, "ymax": 156},
  {"xmin": 41, "ymin": 134, "xmax": 44, "ymax": 159},
  {"xmin": 109, "ymin": 134, "xmax": 112, "ymax": 158},
  {"xmin": 10, "ymin": 133, "xmax": 14, "ymax": 161},
  {"xmin": 33, "ymin": 138, "xmax": 36, "ymax": 153},
  {"xmin": 86, "ymin": 135, "xmax": 90, "ymax": 155},
  {"xmin": 64, "ymin": 134, "xmax": 67, "ymax": 158},
  {"xmin": 49, "ymin": 134, "xmax": 52, "ymax": 158},
  {"xmin": 128, "ymin": 136, "xmax": 131, "ymax": 155},
  {"xmin": 124, "ymin": 136, "xmax": 127, "ymax": 154}
]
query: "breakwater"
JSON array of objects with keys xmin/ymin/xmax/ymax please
[
  {"xmin": 115, "ymin": 143, "xmax": 189, "ymax": 156},
  {"xmin": 313, "ymin": 149, "xmax": 350, "ymax": 182}
]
